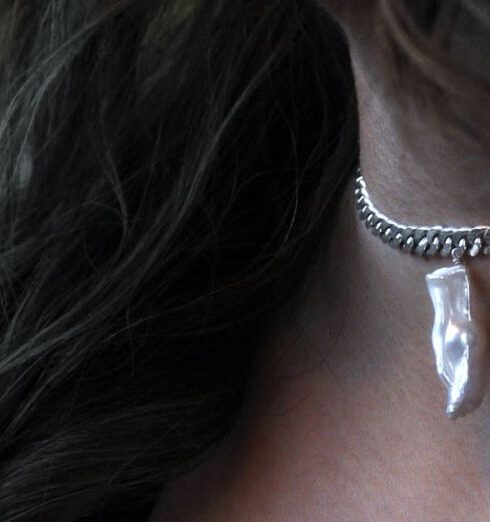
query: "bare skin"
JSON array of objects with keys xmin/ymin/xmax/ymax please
[{"xmin": 149, "ymin": 8, "xmax": 490, "ymax": 522}]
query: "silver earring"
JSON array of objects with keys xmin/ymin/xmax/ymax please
[{"xmin": 354, "ymin": 169, "xmax": 490, "ymax": 419}]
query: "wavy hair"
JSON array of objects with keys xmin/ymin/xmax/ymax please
[
  {"xmin": 0, "ymin": 0, "xmax": 356, "ymax": 519},
  {"xmin": 1, "ymin": 0, "xmax": 489, "ymax": 520}
]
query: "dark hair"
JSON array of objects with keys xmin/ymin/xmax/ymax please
[
  {"xmin": 0, "ymin": 0, "xmax": 357, "ymax": 519},
  {"xmin": 3, "ymin": 0, "xmax": 489, "ymax": 519}
]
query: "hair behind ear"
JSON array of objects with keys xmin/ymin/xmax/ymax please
[{"xmin": 0, "ymin": 0, "xmax": 357, "ymax": 519}]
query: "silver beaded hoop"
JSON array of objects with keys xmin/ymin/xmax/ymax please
[{"xmin": 354, "ymin": 168, "xmax": 490, "ymax": 260}]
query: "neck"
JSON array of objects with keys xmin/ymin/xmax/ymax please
[{"xmin": 153, "ymin": 41, "xmax": 490, "ymax": 522}]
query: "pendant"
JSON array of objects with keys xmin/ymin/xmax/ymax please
[{"xmin": 426, "ymin": 260, "xmax": 490, "ymax": 419}]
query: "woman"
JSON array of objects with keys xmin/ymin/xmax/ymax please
[{"xmin": 1, "ymin": 0, "xmax": 489, "ymax": 520}]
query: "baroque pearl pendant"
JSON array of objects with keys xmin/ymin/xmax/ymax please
[{"xmin": 426, "ymin": 262, "xmax": 490, "ymax": 419}]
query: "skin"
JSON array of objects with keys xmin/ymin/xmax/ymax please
[{"xmin": 150, "ymin": 6, "xmax": 490, "ymax": 521}]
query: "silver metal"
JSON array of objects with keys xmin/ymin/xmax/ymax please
[
  {"xmin": 470, "ymin": 237, "xmax": 482, "ymax": 257},
  {"xmin": 373, "ymin": 220, "xmax": 384, "ymax": 236},
  {"xmin": 382, "ymin": 227, "xmax": 392, "ymax": 243},
  {"xmin": 451, "ymin": 239, "xmax": 466, "ymax": 262},
  {"xmin": 402, "ymin": 236, "xmax": 415, "ymax": 252},
  {"xmin": 426, "ymin": 263, "xmax": 489, "ymax": 419},
  {"xmin": 354, "ymin": 173, "xmax": 490, "ymax": 258},
  {"xmin": 415, "ymin": 236, "xmax": 428, "ymax": 256},
  {"xmin": 426, "ymin": 236, "xmax": 440, "ymax": 256},
  {"xmin": 390, "ymin": 232, "xmax": 403, "ymax": 249},
  {"xmin": 355, "ymin": 168, "xmax": 490, "ymax": 420},
  {"xmin": 441, "ymin": 237, "xmax": 453, "ymax": 257}
]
